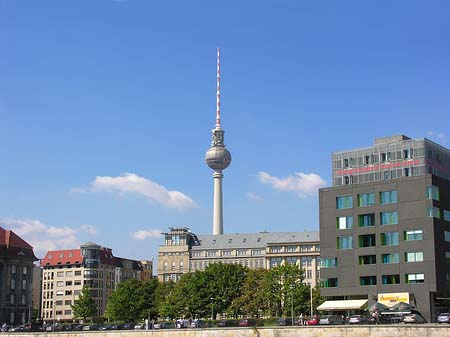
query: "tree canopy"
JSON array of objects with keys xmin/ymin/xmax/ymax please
[{"xmin": 71, "ymin": 285, "xmax": 97, "ymax": 320}]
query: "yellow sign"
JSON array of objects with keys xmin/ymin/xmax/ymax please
[{"xmin": 378, "ymin": 292, "xmax": 409, "ymax": 307}]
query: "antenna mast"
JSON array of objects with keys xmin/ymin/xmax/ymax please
[{"xmin": 216, "ymin": 47, "xmax": 221, "ymax": 128}]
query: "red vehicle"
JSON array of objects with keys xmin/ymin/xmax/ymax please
[{"xmin": 307, "ymin": 316, "xmax": 320, "ymax": 325}]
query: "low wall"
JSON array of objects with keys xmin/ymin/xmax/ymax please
[{"xmin": 8, "ymin": 325, "xmax": 450, "ymax": 337}]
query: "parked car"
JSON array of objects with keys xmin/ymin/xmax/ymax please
[
  {"xmin": 403, "ymin": 313, "xmax": 426, "ymax": 324},
  {"xmin": 239, "ymin": 319, "xmax": 262, "ymax": 327},
  {"xmin": 24, "ymin": 322, "xmax": 44, "ymax": 332},
  {"xmin": 154, "ymin": 321, "xmax": 170, "ymax": 329},
  {"xmin": 348, "ymin": 315, "xmax": 369, "ymax": 324},
  {"xmin": 45, "ymin": 324, "xmax": 62, "ymax": 332},
  {"xmin": 307, "ymin": 316, "xmax": 320, "ymax": 325},
  {"xmin": 218, "ymin": 319, "xmax": 239, "ymax": 327},
  {"xmin": 82, "ymin": 324, "xmax": 101, "ymax": 331},
  {"xmin": 277, "ymin": 317, "xmax": 293, "ymax": 326},
  {"xmin": 319, "ymin": 315, "xmax": 345, "ymax": 325},
  {"xmin": 8, "ymin": 325, "xmax": 25, "ymax": 332},
  {"xmin": 438, "ymin": 313, "xmax": 450, "ymax": 324},
  {"xmin": 122, "ymin": 322, "xmax": 136, "ymax": 330},
  {"xmin": 190, "ymin": 319, "xmax": 207, "ymax": 328},
  {"xmin": 134, "ymin": 323, "xmax": 146, "ymax": 330}
]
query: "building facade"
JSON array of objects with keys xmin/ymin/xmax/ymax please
[
  {"xmin": 40, "ymin": 242, "xmax": 146, "ymax": 321},
  {"xmin": 319, "ymin": 135, "xmax": 450, "ymax": 322},
  {"xmin": 0, "ymin": 227, "xmax": 38, "ymax": 325},
  {"xmin": 158, "ymin": 228, "xmax": 320, "ymax": 286}
]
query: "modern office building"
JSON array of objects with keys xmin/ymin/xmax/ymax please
[
  {"xmin": 0, "ymin": 227, "xmax": 38, "ymax": 325},
  {"xmin": 40, "ymin": 242, "xmax": 146, "ymax": 321},
  {"xmin": 158, "ymin": 227, "xmax": 320, "ymax": 286},
  {"xmin": 319, "ymin": 135, "xmax": 450, "ymax": 322}
]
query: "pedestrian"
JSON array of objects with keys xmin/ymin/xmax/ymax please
[{"xmin": 299, "ymin": 313, "xmax": 304, "ymax": 326}]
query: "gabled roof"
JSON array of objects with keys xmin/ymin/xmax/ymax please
[
  {"xmin": 0, "ymin": 227, "xmax": 33, "ymax": 249},
  {"xmin": 41, "ymin": 249, "xmax": 82, "ymax": 266}
]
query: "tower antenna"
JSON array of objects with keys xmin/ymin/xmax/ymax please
[{"xmin": 216, "ymin": 47, "xmax": 221, "ymax": 128}]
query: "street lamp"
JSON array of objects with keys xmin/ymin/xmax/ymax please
[
  {"xmin": 310, "ymin": 282, "xmax": 313, "ymax": 317},
  {"xmin": 210, "ymin": 297, "xmax": 214, "ymax": 323},
  {"xmin": 289, "ymin": 284, "xmax": 294, "ymax": 326}
]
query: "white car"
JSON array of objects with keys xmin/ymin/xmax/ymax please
[{"xmin": 403, "ymin": 314, "xmax": 425, "ymax": 324}]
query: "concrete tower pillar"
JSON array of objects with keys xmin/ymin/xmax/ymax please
[{"xmin": 213, "ymin": 171, "xmax": 224, "ymax": 235}]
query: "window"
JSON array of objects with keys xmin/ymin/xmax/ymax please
[
  {"xmin": 337, "ymin": 236, "xmax": 353, "ymax": 250},
  {"xmin": 221, "ymin": 250, "xmax": 232, "ymax": 257},
  {"xmin": 64, "ymin": 310, "xmax": 72, "ymax": 315},
  {"xmin": 206, "ymin": 251, "xmax": 217, "ymax": 257},
  {"xmin": 360, "ymin": 276, "xmax": 377, "ymax": 286},
  {"xmin": 427, "ymin": 207, "xmax": 441, "ymax": 218},
  {"xmin": 286, "ymin": 257, "xmax": 298, "ymax": 265},
  {"xmin": 406, "ymin": 273, "xmax": 424, "ymax": 284},
  {"xmin": 382, "ymin": 253, "xmax": 399, "ymax": 264},
  {"xmin": 381, "ymin": 211, "xmax": 398, "ymax": 225},
  {"xmin": 251, "ymin": 249, "xmax": 262, "ymax": 256},
  {"xmin": 446, "ymin": 252, "xmax": 450, "ymax": 263},
  {"xmin": 380, "ymin": 190, "xmax": 398, "ymax": 204},
  {"xmin": 237, "ymin": 250, "xmax": 247, "ymax": 256},
  {"xmin": 11, "ymin": 265, "xmax": 16, "ymax": 274},
  {"xmin": 320, "ymin": 258, "xmax": 337, "ymax": 268},
  {"xmin": 286, "ymin": 246, "xmax": 297, "ymax": 253},
  {"xmin": 404, "ymin": 168, "xmax": 411, "ymax": 177},
  {"xmin": 444, "ymin": 210, "xmax": 450, "ymax": 222},
  {"xmin": 359, "ymin": 255, "xmax": 376, "ymax": 265},
  {"xmin": 270, "ymin": 257, "xmax": 283, "ymax": 267},
  {"xmin": 382, "ymin": 274, "xmax": 400, "ymax": 285},
  {"xmin": 65, "ymin": 300, "xmax": 72, "ymax": 305},
  {"xmin": 359, "ymin": 214, "xmax": 375, "ymax": 227},
  {"xmin": 10, "ymin": 294, "xmax": 14, "ymax": 305},
  {"xmin": 57, "ymin": 281, "xmax": 64, "ymax": 287},
  {"xmin": 66, "ymin": 271, "xmax": 73, "ymax": 277},
  {"xmin": 445, "ymin": 231, "xmax": 450, "ymax": 242},
  {"xmin": 336, "ymin": 195, "xmax": 353, "ymax": 209},
  {"xmin": 74, "ymin": 270, "xmax": 82, "ymax": 276},
  {"xmin": 405, "ymin": 230, "xmax": 423, "ymax": 241},
  {"xmin": 359, "ymin": 234, "xmax": 376, "ymax": 248},
  {"xmin": 55, "ymin": 300, "xmax": 63, "ymax": 306},
  {"xmin": 22, "ymin": 279, "xmax": 27, "ymax": 290},
  {"xmin": 336, "ymin": 216, "xmax": 353, "ymax": 229},
  {"xmin": 10, "ymin": 279, "xmax": 15, "ymax": 290},
  {"xmin": 23, "ymin": 266, "xmax": 28, "ymax": 275},
  {"xmin": 321, "ymin": 278, "xmax": 338, "ymax": 288},
  {"xmin": 358, "ymin": 193, "xmax": 374, "ymax": 207},
  {"xmin": 403, "ymin": 149, "xmax": 411, "ymax": 159},
  {"xmin": 57, "ymin": 272, "xmax": 64, "ymax": 277},
  {"xmin": 426, "ymin": 186, "xmax": 440, "ymax": 201},
  {"xmin": 405, "ymin": 252, "xmax": 424, "ymax": 262},
  {"xmin": 65, "ymin": 281, "xmax": 72, "ymax": 286},
  {"xmin": 381, "ymin": 232, "xmax": 399, "ymax": 246},
  {"xmin": 271, "ymin": 246, "xmax": 282, "ymax": 253}
]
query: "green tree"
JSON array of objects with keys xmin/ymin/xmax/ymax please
[
  {"xmin": 105, "ymin": 279, "xmax": 158, "ymax": 322},
  {"xmin": 230, "ymin": 268, "xmax": 268, "ymax": 317},
  {"xmin": 71, "ymin": 285, "xmax": 97, "ymax": 320}
]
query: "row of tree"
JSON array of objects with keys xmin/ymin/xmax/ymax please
[{"xmin": 72, "ymin": 263, "xmax": 323, "ymax": 322}]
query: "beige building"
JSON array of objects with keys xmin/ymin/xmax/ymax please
[
  {"xmin": 158, "ymin": 228, "xmax": 320, "ymax": 286},
  {"xmin": 40, "ymin": 242, "xmax": 147, "ymax": 321}
]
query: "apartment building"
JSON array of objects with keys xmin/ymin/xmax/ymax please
[
  {"xmin": 158, "ymin": 227, "xmax": 320, "ymax": 286},
  {"xmin": 319, "ymin": 135, "xmax": 450, "ymax": 322},
  {"xmin": 40, "ymin": 242, "xmax": 146, "ymax": 321},
  {"xmin": 0, "ymin": 227, "xmax": 37, "ymax": 325}
]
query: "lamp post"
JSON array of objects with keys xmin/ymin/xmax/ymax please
[
  {"xmin": 210, "ymin": 297, "xmax": 214, "ymax": 323},
  {"xmin": 310, "ymin": 283, "xmax": 313, "ymax": 317},
  {"xmin": 290, "ymin": 284, "xmax": 294, "ymax": 326}
]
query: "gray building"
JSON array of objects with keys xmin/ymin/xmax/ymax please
[
  {"xmin": 158, "ymin": 228, "xmax": 320, "ymax": 286},
  {"xmin": 319, "ymin": 135, "xmax": 450, "ymax": 322},
  {"xmin": 0, "ymin": 227, "xmax": 37, "ymax": 325}
]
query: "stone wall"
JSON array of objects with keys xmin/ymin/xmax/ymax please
[{"xmin": 9, "ymin": 326, "xmax": 450, "ymax": 337}]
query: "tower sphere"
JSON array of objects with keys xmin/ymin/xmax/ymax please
[{"xmin": 205, "ymin": 145, "xmax": 231, "ymax": 171}]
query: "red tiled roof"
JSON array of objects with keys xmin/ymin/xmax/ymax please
[
  {"xmin": 41, "ymin": 249, "xmax": 82, "ymax": 266},
  {"xmin": 0, "ymin": 227, "xmax": 33, "ymax": 249}
]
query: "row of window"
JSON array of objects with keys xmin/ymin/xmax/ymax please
[
  {"xmin": 321, "ymin": 251, "xmax": 427, "ymax": 268},
  {"xmin": 340, "ymin": 149, "xmax": 415, "ymax": 169},
  {"xmin": 336, "ymin": 186, "xmax": 440, "ymax": 209},
  {"xmin": 337, "ymin": 230, "xmax": 423, "ymax": 249},
  {"xmin": 337, "ymin": 211, "xmax": 398, "ymax": 229},
  {"xmin": 322, "ymin": 273, "xmax": 425, "ymax": 288}
]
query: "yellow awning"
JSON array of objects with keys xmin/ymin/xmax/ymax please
[{"xmin": 317, "ymin": 299, "xmax": 368, "ymax": 311}]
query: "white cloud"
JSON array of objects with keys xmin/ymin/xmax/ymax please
[
  {"xmin": 258, "ymin": 171, "xmax": 327, "ymax": 199},
  {"xmin": 0, "ymin": 218, "xmax": 81, "ymax": 258},
  {"xmin": 80, "ymin": 224, "xmax": 97, "ymax": 235},
  {"xmin": 75, "ymin": 172, "xmax": 197, "ymax": 210},
  {"xmin": 246, "ymin": 192, "xmax": 264, "ymax": 202},
  {"xmin": 130, "ymin": 229, "xmax": 162, "ymax": 241},
  {"xmin": 427, "ymin": 131, "xmax": 446, "ymax": 143}
]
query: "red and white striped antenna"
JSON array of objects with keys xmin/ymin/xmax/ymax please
[{"xmin": 216, "ymin": 47, "xmax": 221, "ymax": 128}]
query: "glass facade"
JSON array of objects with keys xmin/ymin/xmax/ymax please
[
  {"xmin": 320, "ymin": 258, "xmax": 337, "ymax": 268},
  {"xmin": 426, "ymin": 185, "xmax": 440, "ymax": 201},
  {"xmin": 427, "ymin": 207, "xmax": 441, "ymax": 218}
]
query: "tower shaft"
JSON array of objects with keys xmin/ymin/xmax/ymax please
[{"xmin": 213, "ymin": 172, "xmax": 224, "ymax": 235}]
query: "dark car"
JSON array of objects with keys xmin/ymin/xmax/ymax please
[
  {"xmin": 72, "ymin": 324, "xmax": 84, "ymax": 331},
  {"xmin": 218, "ymin": 319, "xmax": 239, "ymax": 327},
  {"xmin": 438, "ymin": 313, "xmax": 450, "ymax": 324},
  {"xmin": 122, "ymin": 322, "xmax": 136, "ymax": 330},
  {"xmin": 82, "ymin": 324, "xmax": 101, "ymax": 331},
  {"xmin": 24, "ymin": 322, "xmax": 44, "ymax": 332},
  {"xmin": 239, "ymin": 319, "xmax": 262, "ymax": 327},
  {"xmin": 277, "ymin": 318, "xmax": 293, "ymax": 326},
  {"xmin": 8, "ymin": 325, "xmax": 25, "ymax": 332}
]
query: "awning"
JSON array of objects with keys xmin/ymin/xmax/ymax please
[{"xmin": 317, "ymin": 299, "xmax": 368, "ymax": 311}]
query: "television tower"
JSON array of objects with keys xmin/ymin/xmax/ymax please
[{"xmin": 205, "ymin": 48, "xmax": 231, "ymax": 235}]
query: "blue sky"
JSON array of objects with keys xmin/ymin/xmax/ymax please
[{"xmin": 1, "ymin": 0, "xmax": 450, "ymax": 266}]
